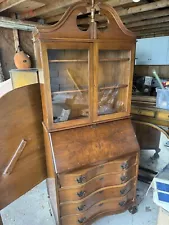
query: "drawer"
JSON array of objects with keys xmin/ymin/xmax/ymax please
[
  {"xmin": 60, "ymin": 177, "xmax": 136, "ymax": 216},
  {"xmin": 59, "ymin": 156, "xmax": 136, "ymax": 187},
  {"xmin": 61, "ymin": 189, "xmax": 134, "ymax": 225},
  {"xmin": 156, "ymin": 111, "xmax": 169, "ymax": 121},
  {"xmin": 132, "ymin": 107, "xmax": 155, "ymax": 117},
  {"xmin": 59, "ymin": 165, "xmax": 137, "ymax": 202}
]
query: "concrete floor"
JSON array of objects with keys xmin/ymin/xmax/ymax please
[{"xmin": 1, "ymin": 133, "xmax": 169, "ymax": 225}]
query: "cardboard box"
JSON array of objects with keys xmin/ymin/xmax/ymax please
[{"xmin": 157, "ymin": 207, "xmax": 169, "ymax": 225}]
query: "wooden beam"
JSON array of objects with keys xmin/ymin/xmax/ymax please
[
  {"xmin": 44, "ymin": 0, "xmax": 134, "ymax": 21},
  {"xmin": 123, "ymin": 8, "xmax": 169, "ymax": 24},
  {"xmin": 0, "ymin": 0, "xmax": 26, "ymax": 12},
  {"xmin": 45, "ymin": 0, "xmax": 169, "ymax": 25},
  {"xmin": 138, "ymin": 31, "xmax": 169, "ymax": 39},
  {"xmin": 12, "ymin": 14, "xmax": 20, "ymax": 53},
  {"xmin": 104, "ymin": 0, "xmax": 134, "ymax": 7},
  {"xmin": 131, "ymin": 22, "xmax": 169, "ymax": 32},
  {"xmin": 118, "ymin": 0, "xmax": 169, "ymax": 17},
  {"xmin": 136, "ymin": 27, "xmax": 169, "ymax": 36},
  {"xmin": 19, "ymin": 0, "xmax": 139, "ymax": 20},
  {"xmin": 127, "ymin": 15, "xmax": 169, "ymax": 28},
  {"xmin": 0, "ymin": 16, "xmax": 43, "ymax": 31},
  {"xmin": 19, "ymin": 0, "xmax": 81, "ymax": 19},
  {"xmin": 138, "ymin": 30, "xmax": 169, "ymax": 36}
]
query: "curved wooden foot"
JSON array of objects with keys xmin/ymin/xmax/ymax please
[{"xmin": 128, "ymin": 205, "xmax": 138, "ymax": 214}]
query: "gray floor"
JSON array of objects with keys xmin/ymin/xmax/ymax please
[{"xmin": 1, "ymin": 133, "xmax": 169, "ymax": 225}]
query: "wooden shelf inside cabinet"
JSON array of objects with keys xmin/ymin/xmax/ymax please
[
  {"xmin": 52, "ymin": 84, "xmax": 128, "ymax": 95},
  {"xmin": 100, "ymin": 58, "xmax": 130, "ymax": 62},
  {"xmin": 48, "ymin": 58, "xmax": 130, "ymax": 63}
]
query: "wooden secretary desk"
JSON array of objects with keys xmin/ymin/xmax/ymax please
[{"xmin": 33, "ymin": 1, "xmax": 140, "ymax": 224}]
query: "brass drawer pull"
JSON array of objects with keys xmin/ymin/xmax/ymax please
[
  {"xmin": 78, "ymin": 217, "xmax": 87, "ymax": 224},
  {"xmin": 99, "ymin": 190, "xmax": 104, "ymax": 194},
  {"xmin": 99, "ymin": 177, "xmax": 104, "ymax": 181},
  {"xmin": 77, "ymin": 191, "xmax": 86, "ymax": 198},
  {"xmin": 77, "ymin": 176, "xmax": 86, "ymax": 184},
  {"xmin": 119, "ymin": 201, "xmax": 127, "ymax": 207},
  {"xmin": 121, "ymin": 162, "xmax": 129, "ymax": 170},
  {"xmin": 78, "ymin": 205, "xmax": 86, "ymax": 211},
  {"xmin": 120, "ymin": 188, "xmax": 127, "ymax": 195},
  {"xmin": 121, "ymin": 175, "xmax": 128, "ymax": 183}
]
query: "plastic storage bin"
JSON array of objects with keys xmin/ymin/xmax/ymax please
[
  {"xmin": 156, "ymin": 88, "xmax": 169, "ymax": 110},
  {"xmin": 152, "ymin": 164, "xmax": 169, "ymax": 211}
]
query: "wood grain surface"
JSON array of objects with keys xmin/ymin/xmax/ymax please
[
  {"xmin": 51, "ymin": 119, "xmax": 139, "ymax": 173},
  {"xmin": 0, "ymin": 84, "xmax": 46, "ymax": 209}
]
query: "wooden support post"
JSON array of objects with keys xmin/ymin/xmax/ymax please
[
  {"xmin": 12, "ymin": 14, "xmax": 20, "ymax": 53},
  {"xmin": 3, "ymin": 140, "xmax": 27, "ymax": 176}
]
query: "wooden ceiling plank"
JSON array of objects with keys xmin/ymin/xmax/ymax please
[
  {"xmin": 131, "ymin": 22, "xmax": 169, "ymax": 31},
  {"xmin": 44, "ymin": 0, "xmax": 169, "ymax": 25},
  {"xmin": 19, "ymin": 0, "xmax": 147, "ymax": 20},
  {"xmin": 123, "ymin": 8, "xmax": 169, "ymax": 24},
  {"xmin": 19, "ymin": 0, "xmax": 80, "ymax": 19},
  {"xmin": 0, "ymin": 0, "xmax": 26, "ymax": 12},
  {"xmin": 118, "ymin": 0, "xmax": 169, "ymax": 17},
  {"xmin": 103, "ymin": 0, "xmax": 134, "ymax": 7},
  {"xmin": 138, "ymin": 30, "xmax": 169, "ymax": 38},
  {"xmin": 136, "ymin": 27, "xmax": 169, "ymax": 35},
  {"xmin": 127, "ymin": 15, "xmax": 169, "ymax": 28}
]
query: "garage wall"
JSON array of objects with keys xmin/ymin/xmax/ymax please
[{"xmin": 0, "ymin": 28, "xmax": 35, "ymax": 80}]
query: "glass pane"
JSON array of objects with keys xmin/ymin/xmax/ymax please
[
  {"xmin": 47, "ymin": 49, "xmax": 89, "ymax": 123},
  {"xmin": 98, "ymin": 50, "xmax": 131, "ymax": 116}
]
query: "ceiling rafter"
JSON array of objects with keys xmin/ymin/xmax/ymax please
[
  {"xmin": 19, "ymin": 0, "xmax": 81, "ymax": 20},
  {"xmin": 136, "ymin": 26, "xmax": 169, "ymax": 36},
  {"xmin": 131, "ymin": 22, "xmax": 169, "ymax": 31},
  {"xmin": 44, "ymin": 0, "xmax": 169, "ymax": 25},
  {"xmin": 127, "ymin": 15, "xmax": 169, "ymax": 28},
  {"xmin": 0, "ymin": 0, "xmax": 27, "ymax": 12},
  {"xmin": 118, "ymin": 0, "xmax": 169, "ymax": 17},
  {"xmin": 123, "ymin": 8, "xmax": 169, "ymax": 24},
  {"xmin": 18, "ymin": 0, "xmax": 139, "ymax": 20}
]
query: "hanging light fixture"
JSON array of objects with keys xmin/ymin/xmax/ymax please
[{"xmin": 133, "ymin": 0, "xmax": 141, "ymax": 2}]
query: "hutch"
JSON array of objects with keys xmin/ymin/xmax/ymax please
[{"xmin": 34, "ymin": 1, "xmax": 140, "ymax": 224}]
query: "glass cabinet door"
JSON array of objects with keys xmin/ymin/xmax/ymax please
[
  {"xmin": 46, "ymin": 43, "xmax": 91, "ymax": 128},
  {"xmin": 95, "ymin": 46, "xmax": 132, "ymax": 121}
]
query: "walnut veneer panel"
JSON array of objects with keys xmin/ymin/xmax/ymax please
[
  {"xmin": 0, "ymin": 84, "xmax": 46, "ymax": 209},
  {"xmin": 60, "ymin": 178, "xmax": 136, "ymax": 216},
  {"xmin": 59, "ymin": 155, "xmax": 136, "ymax": 187},
  {"xmin": 51, "ymin": 119, "xmax": 139, "ymax": 173},
  {"xmin": 59, "ymin": 165, "xmax": 136, "ymax": 202},
  {"xmin": 61, "ymin": 190, "xmax": 134, "ymax": 225}
]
